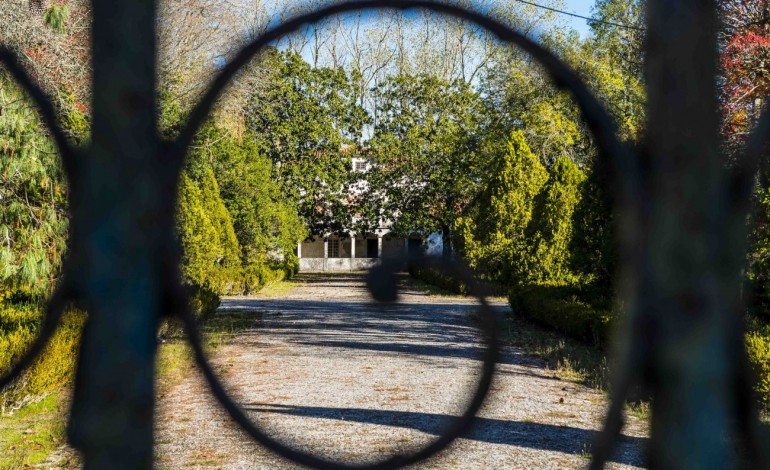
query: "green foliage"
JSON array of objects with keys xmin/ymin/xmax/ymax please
[
  {"xmin": 526, "ymin": 156, "xmax": 587, "ymax": 284},
  {"xmin": 0, "ymin": 302, "xmax": 84, "ymax": 410},
  {"xmin": 510, "ymin": 285, "xmax": 613, "ymax": 347},
  {"xmin": 0, "ymin": 74, "xmax": 68, "ymax": 299},
  {"xmin": 746, "ymin": 330, "xmax": 770, "ymax": 408},
  {"xmin": 176, "ymin": 172, "xmax": 222, "ymax": 288},
  {"xmin": 454, "ymin": 129, "xmax": 548, "ymax": 284},
  {"xmin": 245, "ymin": 50, "xmax": 367, "ymax": 234},
  {"xmin": 60, "ymin": 91, "xmax": 90, "ymax": 145},
  {"xmin": 365, "ymin": 73, "xmax": 488, "ymax": 256},
  {"xmin": 482, "ymin": 47, "xmax": 589, "ymax": 166},
  {"xmin": 190, "ymin": 122, "xmax": 306, "ymax": 264},
  {"xmin": 43, "ymin": 4, "xmax": 69, "ymax": 35},
  {"xmin": 408, "ymin": 264, "xmax": 469, "ymax": 296},
  {"xmin": 748, "ymin": 187, "xmax": 770, "ymax": 321},
  {"xmin": 188, "ymin": 284, "xmax": 220, "ymax": 320},
  {"xmin": 174, "ymin": 116, "xmax": 304, "ymax": 296},
  {"xmin": 199, "ymin": 168, "xmax": 240, "ymax": 270},
  {"xmin": 571, "ymin": 159, "xmax": 616, "ymax": 291}
]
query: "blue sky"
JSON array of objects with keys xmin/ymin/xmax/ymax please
[{"xmin": 560, "ymin": 0, "xmax": 598, "ymax": 37}]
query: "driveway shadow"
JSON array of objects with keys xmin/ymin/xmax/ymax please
[{"xmin": 242, "ymin": 403, "xmax": 647, "ymax": 467}]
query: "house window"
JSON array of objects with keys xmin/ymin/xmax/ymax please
[
  {"xmin": 355, "ymin": 160, "xmax": 367, "ymax": 171},
  {"xmin": 328, "ymin": 239, "xmax": 339, "ymax": 258}
]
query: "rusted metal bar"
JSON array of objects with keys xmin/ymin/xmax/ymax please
[
  {"xmin": 639, "ymin": 0, "xmax": 751, "ymax": 467},
  {"xmin": 66, "ymin": 0, "xmax": 165, "ymax": 468}
]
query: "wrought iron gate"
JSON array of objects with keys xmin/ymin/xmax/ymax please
[{"xmin": 1, "ymin": 0, "xmax": 769, "ymax": 468}]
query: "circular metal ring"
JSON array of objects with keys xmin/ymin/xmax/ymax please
[
  {"xmin": 172, "ymin": 1, "xmax": 632, "ymax": 468},
  {"xmin": 0, "ymin": 47, "xmax": 77, "ymax": 388}
]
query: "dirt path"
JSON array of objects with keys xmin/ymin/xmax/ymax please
[{"xmin": 156, "ymin": 273, "xmax": 647, "ymax": 469}]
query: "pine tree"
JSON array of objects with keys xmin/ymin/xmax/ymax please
[
  {"xmin": 454, "ymin": 130, "xmax": 548, "ymax": 285},
  {"xmin": 526, "ymin": 156, "xmax": 587, "ymax": 285},
  {"xmin": 0, "ymin": 75, "xmax": 68, "ymax": 298}
]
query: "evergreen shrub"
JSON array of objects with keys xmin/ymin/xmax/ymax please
[
  {"xmin": 509, "ymin": 285, "xmax": 613, "ymax": 347},
  {"xmin": 746, "ymin": 330, "xmax": 770, "ymax": 408},
  {"xmin": 188, "ymin": 283, "xmax": 220, "ymax": 320},
  {"xmin": 408, "ymin": 263, "xmax": 469, "ymax": 295},
  {"xmin": 0, "ymin": 302, "xmax": 84, "ymax": 411}
]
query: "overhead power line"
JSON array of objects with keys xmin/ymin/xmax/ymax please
[{"xmin": 510, "ymin": 0, "xmax": 646, "ymax": 32}]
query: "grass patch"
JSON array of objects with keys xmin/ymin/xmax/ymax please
[
  {"xmin": 504, "ymin": 312, "xmax": 611, "ymax": 390},
  {"xmin": 200, "ymin": 310, "xmax": 264, "ymax": 351},
  {"xmin": 250, "ymin": 278, "xmax": 298, "ymax": 298},
  {"xmin": 0, "ymin": 392, "xmax": 75, "ymax": 468},
  {"xmin": 156, "ymin": 309, "xmax": 264, "ymax": 390},
  {"xmin": 155, "ymin": 341, "xmax": 195, "ymax": 397},
  {"xmin": 504, "ymin": 310, "xmax": 651, "ymax": 422},
  {"xmin": 1, "ymin": 304, "xmax": 84, "ymax": 412},
  {"xmin": 510, "ymin": 284, "xmax": 613, "ymax": 347}
]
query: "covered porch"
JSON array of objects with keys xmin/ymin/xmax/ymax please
[{"xmin": 298, "ymin": 234, "xmax": 419, "ymax": 272}]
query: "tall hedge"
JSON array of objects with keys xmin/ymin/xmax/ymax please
[
  {"xmin": 525, "ymin": 155, "xmax": 586, "ymax": 284},
  {"xmin": 454, "ymin": 130, "xmax": 548, "ymax": 285},
  {"xmin": 749, "ymin": 187, "xmax": 770, "ymax": 321},
  {"xmin": 188, "ymin": 122, "xmax": 306, "ymax": 267},
  {"xmin": 177, "ymin": 173, "xmax": 220, "ymax": 288},
  {"xmin": 570, "ymin": 158, "xmax": 615, "ymax": 291}
]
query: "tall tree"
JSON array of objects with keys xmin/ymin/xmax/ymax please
[
  {"xmin": 718, "ymin": 0, "xmax": 770, "ymax": 151},
  {"xmin": 526, "ymin": 155, "xmax": 587, "ymax": 284},
  {"xmin": 365, "ymin": 73, "xmax": 487, "ymax": 258},
  {"xmin": 454, "ymin": 130, "xmax": 549, "ymax": 284},
  {"xmin": 189, "ymin": 122, "xmax": 306, "ymax": 265},
  {"xmin": 245, "ymin": 50, "xmax": 368, "ymax": 235}
]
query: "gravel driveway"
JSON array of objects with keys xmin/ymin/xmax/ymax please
[{"xmin": 155, "ymin": 273, "xmax": 647, "ymax": 469}]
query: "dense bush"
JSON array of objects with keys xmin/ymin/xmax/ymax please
[
  {"xmin": 0, "ymin": 72, "xmax": 80, "ymax": 411},
  {"xmin": 525, "ymin": 156, "xmax": 586, "ymax": 284},
  {"xmin": 240, "ymin": 259, "xmax": 292, "ymax": 295},
  {"xmin": 408, "ymin": 263, "xmax": 470, "ymax": 295},
  {"xmin": 570, "ymin": 158, "xmax": 615, "ymax": 291},
  {"xmin": 509, "ymin": 285, "xmax": 613, "ymax": 347},
  {"xmin": 0, "ymin": 302, "xmax": 84, "ymax": 411},
  {"xmin": 453, "ymin": 130, "xmax": 548, "ymax": 285},
  {"xmin": 454, "ymin": 131, "xmax": 589, "ymax": 288},
  {"xmin": 0, "ymin": 83, "xmax": 305, "ymax": 409},
  {"xmin": 187, "ymin": 283, "xmax": 221, "ymax": 320},
  {"xmin": 175, "ymin": 119, "xmax": 305, "ymax": 299},
  {"xmin": 746, "ymin": 330, "xmax": 770, "ymax": 408}
]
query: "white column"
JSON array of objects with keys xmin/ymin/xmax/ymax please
[
  {"xmin": 350, "ymin": 235, "xmax": 356, "ymax": 259},
  {"xmin": 297, "ymin": 241, "xmax": 302, "ymax": 258},
  {"xmin": 323, "ymin": 237, "xmax": 328, "ymax": 272},
  {"xmin": 377, "ymin": 236, "xmax": 383, "ymax": 259}
]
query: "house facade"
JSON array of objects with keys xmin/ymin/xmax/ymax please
[
  {"xmin": 297, "ymin": 151, "xmax": 426, "ymax": 272},
  {"xmin": 297, "ymin": 230, "xmax": 424, "ymax": 272}
]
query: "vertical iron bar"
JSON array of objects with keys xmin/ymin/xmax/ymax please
[
  {"xmin": 67, "ymin": 0, "xmax": 161, "ymax": 468},
  {"xmin": 643, "ymin": 0, "xmax": 745, "ymax": 467}
]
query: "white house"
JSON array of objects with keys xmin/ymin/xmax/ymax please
[{"xmin": 297, "ymin": 150, "xmax": 427, "ymax": 272}]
